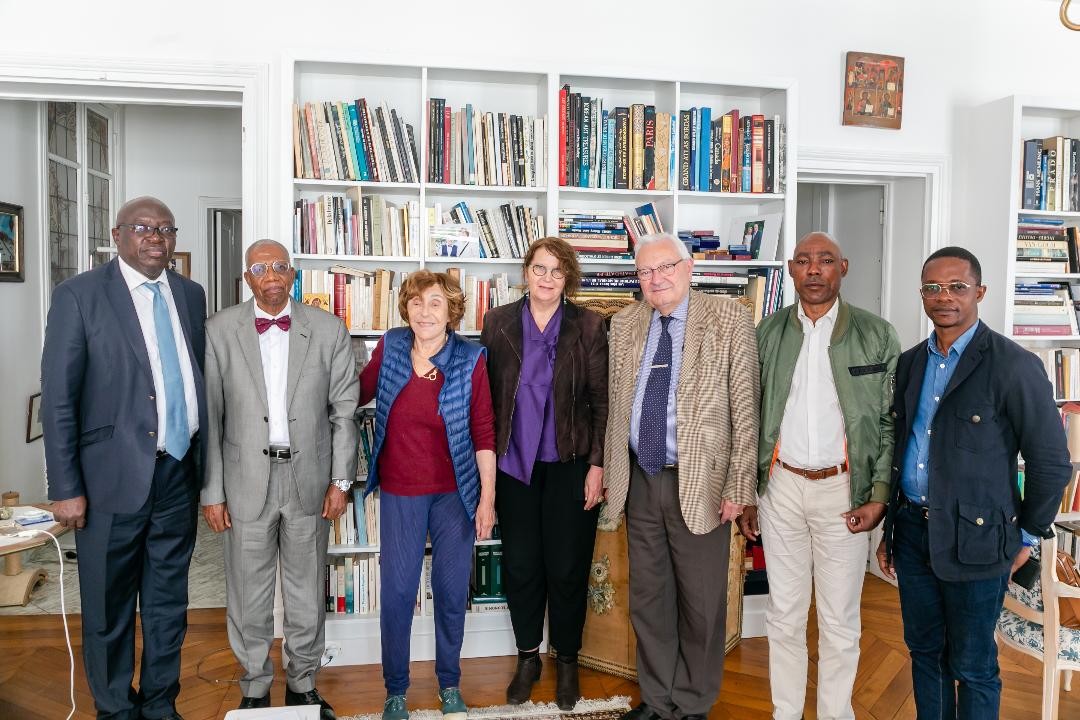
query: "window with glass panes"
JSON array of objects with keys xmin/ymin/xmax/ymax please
[{"xmin": 46, "ymin": 102, "xmax": 117, "ymax": 294}]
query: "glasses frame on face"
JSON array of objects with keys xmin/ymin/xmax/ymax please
[
  {"xmin": 248, "ymin": 260, "xmax": 292, "ymax": 278},
  {"xmin": 529, "ymin": 263, "xmax": 566, "ymax": 280},
  {"xmin": 116, "ymin": 223, "xmax": 179, "ymax": 239},
  {"xmin": 635, "ymin": 258, "xmax": 684, "ymax": 281},
  {"xmin": 919, "ymin": 281, "xmax": 976, "ymax": 298}
]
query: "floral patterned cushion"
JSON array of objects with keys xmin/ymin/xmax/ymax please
[{"xmin": 997, "ymin": 608, "xmax": 1080, "ymax": 665}]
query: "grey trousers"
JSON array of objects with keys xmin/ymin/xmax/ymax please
[
  {"xmin": 626, "ymin": 461, "xmax": 731, "ymax": 719},
  {"xmin": 224, "ymin": 457, "xmax": 330, "ymax": 697}
]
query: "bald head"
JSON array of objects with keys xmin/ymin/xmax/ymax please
[
  {"xmin": 793, "ymin": 231, "xmax": 843, "ymax": 259},
  {"xmin": 115, "ymin": 196, "xmax": 173, "ymax": 226},
  {"xmin": 111, "ymin": 196, "xmax": 176, "ymax": 279},
  {"xmin": 245, "ymin": 239, "xmax": 291, "ymax": 267}
]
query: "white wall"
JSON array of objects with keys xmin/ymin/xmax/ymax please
[
  {"xmin": 0, "ymin": 100, "xmax": 45, "ymax": 502},
  {"xmin": 123, "ymin": 105, "xmax": 242, "ymax": 289}
]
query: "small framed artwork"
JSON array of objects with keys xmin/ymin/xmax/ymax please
[
  {"xmin": 842, "ymin": 52, "xmax": 904, "ymax": 130},
  {"xmin": 169, "ymin": 251, "xmax": 191, "ymax": 278},
  {"xmin": 26, "ymin": 393, "xmax": 42, "ymax": 443},
  {"xmin": 0, "ymin": 201, "xmax": 24, "ymax": 282}
]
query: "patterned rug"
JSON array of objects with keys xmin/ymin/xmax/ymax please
[{"xmin": 341, "ymin": 696, "xmax": 631, "ymax": 720}]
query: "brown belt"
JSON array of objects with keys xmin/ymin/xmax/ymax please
[{"xmin": 779, "ymin": 459, "xmax": 848, "ymax": 480}]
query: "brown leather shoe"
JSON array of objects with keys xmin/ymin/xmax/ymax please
[
  {"xmin": 554, "ymin": 655, "xmax": 580, "ymax": 711},
  {"xmin": 505, "ymin": 654, "xmax": 542, "ymax": 705}
]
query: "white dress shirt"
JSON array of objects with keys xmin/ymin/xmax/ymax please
[
  {"xmin": 778, "ymin": 299, "xmax": 846, "ymax": 469},
  {"xmin": 255, "ymin": 300, "xmax": 291, "ymax": 446},
  {"xmin": 118, "ymin": 257, "xmax": 200, "ymax": 450}
]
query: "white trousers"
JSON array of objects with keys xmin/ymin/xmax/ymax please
[{"xmin": 758, "ymin": 463, "xmax": 870, "ymax": 720}]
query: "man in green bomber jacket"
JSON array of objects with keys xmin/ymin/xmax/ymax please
[{"xmin": 737, "ymin": 232, "xmax": 900, "ymax": 720}]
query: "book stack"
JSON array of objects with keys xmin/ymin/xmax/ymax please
[
  {"xmin": 1014, "ymin": 217, "xmax": 1080, "ymax": 274},
  {"xmin": 293, "ymin": 100, "xmax": 420, "ymax": 183},
  {"xmin": 293, "ymin": 267, "xmax": 406, "ymax": 333},
  {"xmin": 426, "ymin": 99, "xmax": 546, "ymax": 187},
  {"xmin": 579, "ymin": 270, "xmax": 639, "ymax": 294},
  {"xmin": 293, "ymin": 190, "xmax": 419, "ymax": 257},
  {"xmin": 1030, "ymin": 347, "xmax": 1080, "ymax": 401},
  {"xmin": 679, "ymin": 230, "xmax": 726, "ymax": 259},
  {"xmin": 1021, "ymin": 136, "xmax": 1080, "ymax": 212},
  {"xmin": 1013, "ymin": 281, "xmax": 1079, "ymax": 337},
  {"xmin": 558, "ymin": 203, "xmax": 664, "ymax": 259},
  {"xmin": 692, "ymin": 272, "xmax": 749, "ymax": 298},
  {"xmin": 326, "ymin": 555, "xmax": 380, "ymax": 615},
  {"xmin": 443, "ymin": 269, "xmax": 522, "ymax": 332},
  {"xmin": 677, "ymin": 108, "xmax": 785, "ymax": 194},
  {"xmin": 429, "ymin": 200, "xmax": 544, "ymax": 259},
  {"xmin": 470, "ymin": 543, "xmax": 507, "ymax": 613}
]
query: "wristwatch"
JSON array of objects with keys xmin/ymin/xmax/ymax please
[{"xmin": 331, "ymin": 477, "xmax": 352, "ymax": 494}]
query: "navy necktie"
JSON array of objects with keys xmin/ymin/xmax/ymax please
[
  {"xmin": 637, "ymin": 315, "xmax": 672, "ymax": 475},
  {"xmin": 145, "ymin": 282, "xmax": 190, "ymax": 460}
]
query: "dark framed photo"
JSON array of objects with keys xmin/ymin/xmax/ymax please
[
  {"xmin": 169, "ymin": 251, "xmax": 191, "ymax": 278},
  {"xmin": 26, "ymin": 393, "xmax": 42, "ymax": 443},
  {"xmin": 842, "ymin": 52, "xmax": 904, "ymax": 130},
  {"xmin": 0, "ymin": 201, "xmax": 24, "ymax": 282}
]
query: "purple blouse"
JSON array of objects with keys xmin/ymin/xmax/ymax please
[{"xmin": 498, "ymin": 299, "xmax": 562, "ymax": 484}]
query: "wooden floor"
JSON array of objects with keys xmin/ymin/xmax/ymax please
[{"xmin": 0, "ymin": 577, "xmax": 1074, "ymax": 719}]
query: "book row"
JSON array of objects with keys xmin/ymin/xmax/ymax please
[
  {"xmin": 1021, "ymin": 136, "xmax": 1080, "ymax": 212},
  {"xmin": 1013, "ymin": 281, "xmax": 1080, "ymax": 337},
  {"xmin": 329, "ymin": 488, "xmax": 379, "ymax": 548},
  {"xmin": 677, "ymin": 107, "xmax": 785, "ymax": 194},
  {"xmin": 293, "ymin": 190, "xmax": 418, "ymax": 257},
  {"xmin": 1013, "ymin": 217, "xmax": 1080, "ymax": 274},
  {"xmin": 293, "ymin": 100, "xmax": 420, "ymax": 184},
  {"xmin": 557, "ymin": 204, "xmax": 663, "ymax": 255},
  {"xmin": 431, "ymin": 201, "xmax": 545, "ymax": 259},
  {"xmin": 426, "ymin": 99, "xmax": 546, "ymax": 187}
]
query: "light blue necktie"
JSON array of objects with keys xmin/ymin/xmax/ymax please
[{"xmin": 145, "ymin": 281, "xmax": 190, "ymax": 460}]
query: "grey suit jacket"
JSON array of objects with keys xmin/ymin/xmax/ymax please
[{"xmin": 201, "ymin": 299, "xmax": 359, "ymax": 522}]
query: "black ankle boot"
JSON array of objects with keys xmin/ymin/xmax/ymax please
[
  {"xmin": 506, "ymin": 653, "xmax": 542, "ymax": 705},
  {"xmin": 555, "ymin": 654, "xmax": 580, "ymax": 711}
]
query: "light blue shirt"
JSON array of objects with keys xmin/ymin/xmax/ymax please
[
  {"xmin": 901, "ymin": 320, "xmax": 1037, "ymax": 546},
  {"xmin": 630, "ymin": 294, "xmax": 688, "ymax": 465}
]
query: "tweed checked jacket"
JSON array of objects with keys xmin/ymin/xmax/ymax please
[{"xmin": 601, "ymin": 290, "xmax": 760, "ymax": 535}]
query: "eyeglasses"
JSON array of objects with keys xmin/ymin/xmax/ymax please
[
  {"xmin": 919, "ymin": 281, "xmax": 976, "ymax": 298},
  {"xmin": 248, "ymin": 261, "xmax": 292, "ymax": 278},
  {"xmin": 635, "ymin": 259, "xmax": 684, "ymax": 280},
  {"xmin": 529, "ymin": 263, "xmax": 565, "ymax": 280},
  {"xmin": 116, "ymin": 223, "xmax": 179, "ymax": 239}
]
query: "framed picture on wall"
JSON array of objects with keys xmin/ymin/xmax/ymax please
[
  {"xmin": 169, "ymin": 251, "xmax": 192, "ymax": 278},
  {"xmin": 842, "ymin": 51, "xmax": 904, "ymax": 129},
  {"xmin": 26, "ymin": 393, "xmax": 42, "ymax": 443},
  {"xmin": 0, "ymin": 201, "xmax": 24, "ymax": 282}
]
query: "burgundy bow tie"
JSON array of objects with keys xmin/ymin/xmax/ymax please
[{"xmin": 255, "ymin": 315, "xmax": 291, "ymax": 334}]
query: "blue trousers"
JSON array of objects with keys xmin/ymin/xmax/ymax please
[
  {"xmin": 893, "ymin": 505, "xmax": 1010, "ymax": 720},
  {"xmin": 75, "ymin": 451, "xmax": 198, "ymax": 720},
  {"xmin": 380, "ymin": 490, "xmax": 474, "ymax": 695}
]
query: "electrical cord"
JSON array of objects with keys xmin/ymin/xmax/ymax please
[{"xmin": 17, "ymin": 526, "xmax": 76, "ymax": 720}]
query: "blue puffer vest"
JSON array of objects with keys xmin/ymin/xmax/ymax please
[{"xmin": 365, "ymin": 327, "xmax": 487, "ymax": 519}]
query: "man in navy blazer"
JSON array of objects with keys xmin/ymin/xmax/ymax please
[
  {"xmin": 877, "ymin": 246, "xmax": 1071, "ymax": 719},
  {"xmin": 41, "ymin": 196, "xmax": 207, "ymax": 720}
]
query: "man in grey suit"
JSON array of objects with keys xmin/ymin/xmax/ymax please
[
  {"xmin": 42, "ymin": 196, "xmax": 205, "ymax": 720},
  {"xmin": 201, "ymin": 239, "xmax": 358, "ymax": 719}
]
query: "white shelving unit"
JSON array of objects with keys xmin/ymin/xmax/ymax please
[{"xmin": 282, "ymin": 53, "xmax": 797, "ymax": 665}]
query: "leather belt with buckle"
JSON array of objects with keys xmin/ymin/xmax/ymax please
[
  {"xmin": 779, "ymin": 460, "xmax": 848, "ymax": 480},
  {"xmin": 268, "ymin": 446, "xmax": 292, "ymax": 460}
]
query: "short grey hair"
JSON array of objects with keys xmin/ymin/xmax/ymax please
[
  {"xmin": 245, "ymin": 239, "xmax": 292, "ymax": 267},
  {"xmin": 634, "ymin": 232, "xmax": 691, "ymax": 261}
]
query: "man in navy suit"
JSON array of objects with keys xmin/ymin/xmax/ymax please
[
  {"xmin": 41, "ymin": 196, "xmax": 207, "ymax": 720},
  {"xmin": 877, "ymin": 246, "xmax": 1071, "ymax": 719}
]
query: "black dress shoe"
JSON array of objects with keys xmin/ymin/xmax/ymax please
[
  {"xmin": 679, "ymin": 715, "xmax": 708, "ymax": 720},
  {"xmin": 506, "ymin": 654, "xmax": 542, "ymax": 705},
  {"xmin": 554, "ymin": 656, "xmax": 580, "ymax": 711},
  {"xmin": 142, "ymin": 714, "xmax": 184, "ymax": 720},
  {"xmin": 620, "ymin": 703, "xmax": 663, "ymax": 720},
  {"xmin": 285, "ymin": 687, "xmax": 336, "ymax": 720},
  {"xmin": 239, "ymin": 693, "xmax": 271, "ymax": 709}
]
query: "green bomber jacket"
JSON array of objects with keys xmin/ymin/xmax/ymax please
[{"xmin": 756, "ymin": 298, "xmax": 900, "ymax": 507}]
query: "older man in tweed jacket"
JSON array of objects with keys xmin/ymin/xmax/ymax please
[{"xmin": 602, "ymin": 233, "xmax": 760, "ymax": 720}]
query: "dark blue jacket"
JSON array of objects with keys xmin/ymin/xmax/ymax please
[
  {"xmin": 40, "ymin": 259, "xmax": 207, "ymax": 514},
  {"xmin": 367, "ymin": 327, "xmax": 486, "ymax": 518},
  {"xmin": 884, "ymin": 321, "xmax": 1072, "ymax": 581}
]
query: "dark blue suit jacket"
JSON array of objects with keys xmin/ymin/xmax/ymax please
[
  {"xmin": 884, "ymin": 321, "xmax": 1072, "ymax": 581},
  {"xmin": 41, "ymin": 259, "xmax": 207, "ymax": 515}
]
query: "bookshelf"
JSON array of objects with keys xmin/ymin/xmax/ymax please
[
  {"xmin": 969, "ymin": 96, "xmax": 1080, "ymax": 403},
  {"xmin": 282, "ymin": 54, "xmax": 798, "ymax": 664}
]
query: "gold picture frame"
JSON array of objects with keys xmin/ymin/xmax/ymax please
[
  {"xmin": 169, "ymin": 251, "xmax": 192, "ymax": 278},
  {"xmin": 0, "ymin": 201, "xmax": 24, "ymax": 282}
]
